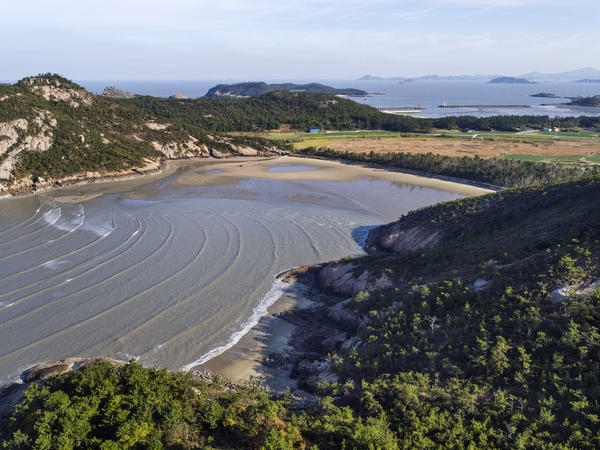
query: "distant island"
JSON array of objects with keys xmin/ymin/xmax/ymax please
[
  {"xmin": 358, "ymin": 68, "xmax": 600, "ymax": 83},
  {"xmin": 488, "ymin": 77, "xmax": 538, "ymax": 84},
  {"xmin": 204, "ymin": 82, "xmax": 368, "ymax": 98},
  {"xmin": 358, "ymin": 74, "xmax": 498, "ymax": 82},
  {"xmin": 567, "ymin": 95, "xmax": 600, "ymax": 107},
  {"xmin": 530, "ymin": 92, "xmax": 560, "ymax": 98}
]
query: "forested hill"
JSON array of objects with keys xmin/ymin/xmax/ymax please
[
  {"xmin": 0, "ymin": 74, "xmax": 285, "ymax": 194},
  {"xmin": 123, "ymin": 91, "xmax": 432, "ymax": 133},
  {"xmin": 125, "ymin": 93, "xmax": 600, "ymax": 133},
  {"xmin": 3, "ymin": 175, "xmax": 600, "ymax": 448},
  {"xmin": 204, "ymin": 81, "xmax": 368, "ymax": 98}
]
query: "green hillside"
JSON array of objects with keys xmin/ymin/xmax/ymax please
[{"xmin": 0, "ymin": 74, "xmax": 286, "ymax": 193}]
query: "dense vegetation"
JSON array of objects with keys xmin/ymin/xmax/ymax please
[
  {"xmin": 125, "ymin": 93, "xmax": 600, "ymax": 133},
  {"xmin": 298, "ymin": 147, "xmax": 591, "ymax": 187},
  {"xmin": 204, "ymin": 82, "xmax": 367, "ymax": 98},
  {"xmin": 3, "ymin": 175, "xmax": 600, "ymax": 448},
  {"xmin": 333, "ymin": 175, "xmax": 600, "ymax": 448},
  {"xmin": 122, "ymin": 92, "xmax": 432, "ymax": 133}
]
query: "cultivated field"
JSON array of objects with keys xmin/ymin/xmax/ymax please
[{"xmin": 264, "ymin": 129, "xmax": 600, "ymax": 162}]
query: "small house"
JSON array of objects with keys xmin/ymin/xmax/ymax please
[{"xmin": 309, "ymin": 128, "xmax": 321, "ymax": 133}]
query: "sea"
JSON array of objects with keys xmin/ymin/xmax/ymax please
[
  {"xmin": 0, "ymin": 158, "xmax": 489, "ymax": 383},
  {"xmin": 77, "ymin": 78, "xmax": 600, "ymax": 118}
]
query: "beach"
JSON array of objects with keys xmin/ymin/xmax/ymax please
[{"xmin": 0, "ymin": 156, "xmax": 490, "ymax": 387}]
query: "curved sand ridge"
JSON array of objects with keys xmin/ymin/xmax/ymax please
[{"xmin": 0, "ymin": 157, "xmax": 490, "ymax": 383}]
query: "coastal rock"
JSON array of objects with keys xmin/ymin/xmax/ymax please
[
  {"xmin": 341, "ymin": 336, "xmax": 363, "ymax": 352},
  {"xmin": 365, "ymin": 223, "xmax": 441, "ymax": 254},
  {"xmin": 317, "ymin": 263, "xmax": 392, "ymax": 297},
  {"xmin": 294, "ymin": 359, "xmax": 339, "ymax": 393},
  {"xmin": 210, "ymin": 148, "xmax": 226, "ymax": 158},
  {"xmin": 151, "ymin": 138, "xmax": 210, "ymax": 159},
  {"xmin": 325, "ymin": 298, "xmax": 370, "ymax": 331},
  {"xmin": 230, "ymin": 144, "xmax": 258, "ymax": 156}
]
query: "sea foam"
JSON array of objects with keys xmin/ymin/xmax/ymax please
[{"xmin": 180, "ymin": 278, "xmax": 289, "ymax": 371}]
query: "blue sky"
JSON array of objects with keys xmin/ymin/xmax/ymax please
[{"xmin": 2, "ymin": 0, "xmax": 599, "ymax": 80}]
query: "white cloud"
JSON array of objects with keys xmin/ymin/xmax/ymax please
[{"xmin": 1, "ymin": 0, "xmax": 598, "ymax": 80}]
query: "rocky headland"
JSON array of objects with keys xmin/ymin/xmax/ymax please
[
  {"xmin": 0, "ymin": 75, "xmax": 288, "ymax": 197},
  {"xmin": 239, "ymin": 218, "xmax": 444, "ymax": 395}
]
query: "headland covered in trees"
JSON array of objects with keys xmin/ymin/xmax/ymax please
[{"xmin": 2, "ymin": 74, "xmax": 600, "ymax": 448}]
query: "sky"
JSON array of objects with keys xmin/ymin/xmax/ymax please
[{"xmin": 2, "ymin": 0, "xmax": 599, "ymax": 81}]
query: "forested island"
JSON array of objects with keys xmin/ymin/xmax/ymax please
[
  {"xmin": 488, "ymin": 77, "xmax": 538, "ymax": 84},
  {"xmin": 204, "ymin": 82, "xmax": 368, "ymax": 98}
]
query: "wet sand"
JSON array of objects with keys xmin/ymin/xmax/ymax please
[
  {"xmin": 166, "ymin": 156, "xmax": 489, "ymax": 197},
  {"xmin": 0, "ymin": 155, "xmax": 490, "ymax": 385}
]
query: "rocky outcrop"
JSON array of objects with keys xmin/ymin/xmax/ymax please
[
  {"xmin": 170, "ymin": 93, "xmax": 188, "ymax": 99},
  {"xmin": 292, "ymin": 359, "xmax": 339, "ymax": 394},
  {"xmin": 365, "ymin": 222, "xmax": 442, "ymax": 254},
  {"xmin": 102, "ymin": 87, "xmax": 135, "ymax": 99},
  {"xmin": 551, "ymin": 280, "xmax": 599, "ymax": 303},
  {"xmin": 0, "ymin": 111, "xmax": 56, "ymax": 180},
  {"xmin": 151, "ymin": 137, "xmax": 210, "ymax": 159},
  {"xmin": 325, "ymin": 298, "xmax": 370, "ymax": 331},
  {"xmin": 229, "ymin": 144, "xmax": 258, "ymax": 156},
  {"xmin": 146, "ymin": 122, "xmax": 169, "ymax": 131},
  {"xmin": 317, "ymin": 263, "xmax": 392, "ymax": 297},
  {"xmin": 24, "ymin": 76, "xmax": 93, "ymax": 107}
]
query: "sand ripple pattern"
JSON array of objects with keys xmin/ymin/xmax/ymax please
[{"xmin": 0, "ymin": 173, "xmax": 467, "ymax": 382}]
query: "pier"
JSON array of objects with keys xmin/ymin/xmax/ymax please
[{"xmin": 438, "ymin": 104, "xmax": 531, "ymax": 108}]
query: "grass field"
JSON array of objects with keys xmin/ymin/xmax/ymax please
[
  {"xmin": 243, "ymin": 128, "xmax": 600, "ymax": 160},
  {"xmin": 500, "ymin": 154, "xmax": 583, "ymax": 163},
  {"xmin": 440, "ymin": 129, "xmax": 600, "ymax": 143},
  {"xmin": 584, "ymin": 153, "xmax": 600, "ymax": 163}
]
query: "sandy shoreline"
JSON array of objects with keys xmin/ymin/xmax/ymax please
[
  {"xmin": 172, "ymin": 157, "xmax": 491, "ymax": 387},
  {"xmin": 195, "ymin": 279, "xmax": 314, "ymax": 392}
]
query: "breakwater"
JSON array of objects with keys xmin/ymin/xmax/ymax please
[{"xmin": 439, "ymin": 104, "xmax": 531, "ymax": 108}]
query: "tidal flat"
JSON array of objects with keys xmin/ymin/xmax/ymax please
[{"xmin": 0, "ymin": 157, "xmax": 490, "ymax": 383}]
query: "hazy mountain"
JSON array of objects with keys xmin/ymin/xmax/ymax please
[
  {"xmin": 360, "ymin": 68, "xmax": 600, "ymax": 82},
  {"xmin": 358, "ymin": 74, "xmax": 501, "ymax": 81},
  {"xmin": 518, "ymin": 67, "xmax": 600, "ymax": 81}
]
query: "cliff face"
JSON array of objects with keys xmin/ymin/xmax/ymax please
[
  {"xmin": 364, "ymin": 222, "xmax": 441, "ymax": 253},
  {"xmin": 312, "ymin": 220, "xmax": 441, "ymax": 298},
  {"xmin": 0, "ymin": 75, "xmax": 285, "ymax": 195}
]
